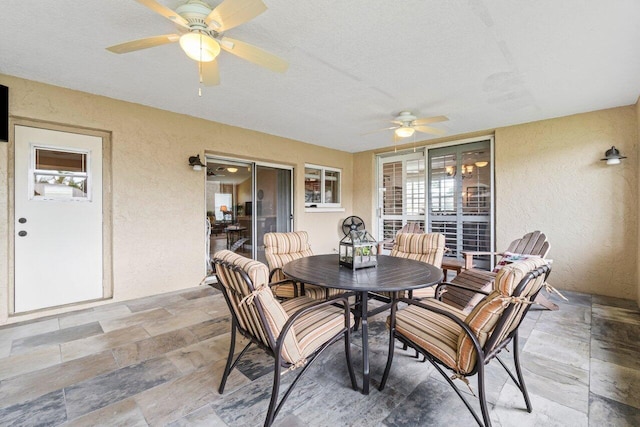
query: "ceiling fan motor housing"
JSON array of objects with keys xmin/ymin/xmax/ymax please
[{"xmin": 176, "ymin": 0, "xmax": 217, "ymax": 30}]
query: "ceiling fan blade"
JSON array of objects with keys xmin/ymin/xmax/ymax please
[
  {"xmin": 361, "ymin": 126, "xmax": 399, "ymax": 136},
  {"xmin": 414, "ymin": 125, "xmax": 447, "ymax": 135},
  {"xmin": 206, "ymin": 0, "xmax": 267, "ymax": 32},
  {"xmin": 220, "ymin": 37, "xmax": 288, "ymax": 73},
  {"xmin": 412, "ymin": 115, "xmax": 449, "ymax": 125},
  {"xmin": 106, "ymin": 34, "xmax": 180, "ymax": 54},
  {"xmin": 134, "ymin": 0, "xmax": 189, "ymax": 28},
  {"xmin": 201, "ymin": 60, "xmax": 220, "ymax": 86}
]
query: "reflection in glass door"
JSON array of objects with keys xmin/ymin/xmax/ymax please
[
  {"xmin": 205, "ymin": 157, "xmax": 292, "ymax": 269},
  {"xmin": 256, "ymin": 165, "xmax": 292, "ymax": 264},
  {"xmin": 428, "ymin": 140, "xmax": 493, "ymax": 269}
]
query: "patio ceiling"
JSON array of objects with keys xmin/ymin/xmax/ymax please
[{"xmin": 1, "ymin": 1, "xmax": 639, "ymax": 153}]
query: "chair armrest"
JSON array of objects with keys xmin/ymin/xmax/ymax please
[
  {"xmin": 436, "ymin": 281, "xmax": 492, "ymax": 297},
  {"xmin": 461, "ymin": 251, "xmax": 504, "ymax": 269},
  {"xmin": 377, "ymin": 238, "xmax": 394, "ymax": 252},
  {"xmin": 269, "ymin": 267, "xmax": 283, "ymax": 282}
]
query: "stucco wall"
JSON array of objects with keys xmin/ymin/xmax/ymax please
[
  {"xmin": 0, "ymin": 74, "xmax": 352, "ymax": 324},
  {"xmin": 496, "ymin": 106, "xmax": 637, "ymax": 299},
  {"xmin": 637, "ymin": 97, "xmax": 640, "ymax": 306},
  {"xmin": 354, "ymin": 107, "xmax": 638, "ymax": 301}
]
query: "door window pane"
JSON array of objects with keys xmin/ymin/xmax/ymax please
[{"xmin": 32, "ymin": 147, "xmax": 89, "ymax": 200}]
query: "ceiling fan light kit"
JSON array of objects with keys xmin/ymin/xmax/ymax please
[
  {"xmin": 179, "ymin": 32, "xmax": 220, "ymax": 62},
  {"xmin": 395, "ymin": 126, "xmax": 415, "ymax": 138}
]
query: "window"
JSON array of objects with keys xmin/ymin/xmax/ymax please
[
  {"xmin": 31, "ymin": 147, "xmax": 90, "ymax": 201},
  {"xmin": 305, "ymin": 164, "xmax": 341, "ymax": 207}
]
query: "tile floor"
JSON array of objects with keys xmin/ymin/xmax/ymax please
[{"xmin": 0, "ymin": 286, "xmax": 639, "ymax": 426}]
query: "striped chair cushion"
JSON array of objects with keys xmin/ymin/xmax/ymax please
[
  {"xmin": 456, "ymin": 290, "xmax": 507, "ymax": 373},
  {"xmin": 378, "ymin": 233, "xmax": 445, "ymax": 300},
  {"xmin": 494, "ymin": 257, "xmax": 548, "ymax": 296},
  {"xmin": 282, "ymin": 297, "xmax": 353, "ymax": 359},
  {"xmin": 390, "ymin": 299, "xmax": 466, "ymax": 370},
  {"xmin": 264, "ymin": 231, "xmax": 342, "ymax": 300}
]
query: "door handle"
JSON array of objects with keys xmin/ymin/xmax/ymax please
[{"xmin": 18, "ymin": 231, "xmax": 27, "ymax": 237}]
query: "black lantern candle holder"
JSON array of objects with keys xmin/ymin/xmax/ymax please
[{"xmin": 339, "ymin": 229, "xmax": 378, "ymax": 270}]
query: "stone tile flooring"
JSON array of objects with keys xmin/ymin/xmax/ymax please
[{"xmin": 0, "ymin": 287, "xmax": 639, "ymax": 426}]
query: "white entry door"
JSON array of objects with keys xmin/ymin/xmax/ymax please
[{"xmin": 14, "ymin": 125, "xmax": 103, "ymax": 312}]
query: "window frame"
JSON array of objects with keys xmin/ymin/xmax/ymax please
[{"xmin": 304, "ymin": 163, "xmax": 342, "ymax": 208}]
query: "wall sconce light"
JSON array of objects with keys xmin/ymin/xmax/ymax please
[
  {"xmin": 461, "ymin": 164, "xmax": 474, "ymax": 179},
  {"xmin": 445, "ymin": 164, "xmax": 475, "ymax": 179},
  {"xmin": 188, "ymin": 154, "xmax": 206, "ymax": 171},
  {"xmin": 601, "ymin": 146, "xmax": 626, "ymax": 165}
]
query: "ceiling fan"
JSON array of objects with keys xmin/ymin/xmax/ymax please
[
  {"xmin": 106, "ymin": 0, "xmax": 288, "ymax": 87},
  {"xmin": 364, "ymin": 111, "xmax": 449, "ymax": 138}
]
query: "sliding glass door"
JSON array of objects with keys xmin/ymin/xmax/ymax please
[
  {"xmin": 377, "ymin": 139, "xmax": 494, "ymax": 268},
  {"xmin": 428, "ymin": 140, "xmax": 493, "ymax": 269},
  {"xmin": 205, "ymin": 157, "xmax": 292, "ymax": 267}
]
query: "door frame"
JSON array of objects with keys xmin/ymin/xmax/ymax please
[
  {"xmin": 8, "ymin": 117, "xmax": 113, "ymax": 316},
  {"xmin": 204, "ymin": 153, "xmax": 294, "ymax": 261}
]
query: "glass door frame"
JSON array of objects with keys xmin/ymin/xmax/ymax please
[
  {"xmin": 426, "ymin": 136, "xmax": 495, "ymax": 265},
  {"xmin": 205, "ymin": 154, "xmax": 294, "ymax": 261}
]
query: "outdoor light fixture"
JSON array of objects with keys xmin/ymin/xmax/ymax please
[
  {"xmin": 179, "ymin": 32, "xmax": 220, "ymax": 62},
  {"xmin": 188, "ymin": 154, "xmax": 206, "ymax": 171},
  {"xmin": 601, "ymin": 146, "xmax": 626, "ymax": 165},
  {"xmin": 395, "ymin": 126, "xmax": 415, "ymax": 138}
]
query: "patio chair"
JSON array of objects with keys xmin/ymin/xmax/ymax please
[
  {"xmin": 372, "ymin": 232, "xmax": 445, "ymax": 301},
  {"xmin": 380, "ymin": 258, "xmax": 552, "ymax": 427},
  {"xmin": 213, "ymin": 250, "xmax": 357, "ymax": 427},
  {"xmin": 377, "ymin": 222, "xmax": 424, "ymax": 253},
  {"xmin": 441, "ymin": 230, "xmax": 557, "ymax": 312},
  {"xmin": 264, "ymin": 231, "xmax": 343, "ymax": 300}
]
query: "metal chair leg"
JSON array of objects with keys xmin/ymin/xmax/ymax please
[
  {"xmin": 477, "ymin": 362, "xmax": 491, "ymax": 427},
  {"xmin": 513, "ymin": 333, "xmax": 533, "ymax": 412},
  {"xmin": 265, "ymin": 356, "xmax": 283, "ymax": 427},
  {"xmin": 218, "ymin": 319, "xmax": 237, "ymax": 394}
]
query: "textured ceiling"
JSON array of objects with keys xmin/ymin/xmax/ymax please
[{"xmin": 1, "ymin": 1, "xmax": 639, "ymax": 153}]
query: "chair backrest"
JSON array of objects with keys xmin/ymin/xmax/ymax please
[
  {"xmin": 505, "ymin": 230, "xmax": 550, "ymax": 257},
  {"xmin": 391, "ymin": 233, "xmax": 444, "ymax": 268},
  {"xmin": 264, "ymin": 231, "xmax": 314, "ymax": 281},
  {"xmin": 456, "ymin": 257, "xmax": 550, "ymax": 374},
  {"xmin": 390, "ymin": 233, "xmax": 445, "ymax": 268},
  {"xmin": 213, "ymin": 250, "xmax": 305, "ymax": 364}
]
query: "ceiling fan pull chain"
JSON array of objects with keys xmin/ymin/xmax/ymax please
[{"xmin": 198, "ymin": 35, "xmax": 203, "ymax": 97}]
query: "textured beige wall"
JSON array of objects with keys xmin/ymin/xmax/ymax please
[
  {"xmin": 637, "ymin": 97, "xmax": 640, "ymax": 306},
  {"xmin": 0, "ymin": 74, "xmax": 352, "ymax": 324},
  {"xmin": 354, "ymin": 107, "xmax": 638, "ymax": 300},
  {"xmin": 496, "ymin": 106, "xmax": 637, "ymax": 299}
]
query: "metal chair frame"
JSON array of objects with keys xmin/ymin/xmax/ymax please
[
  {"xmin": 380, "ymin": 264, "xmax": 551, "ymax": 427},
  {"xmin": 213, "ymin": 258, "xmax": 358, "ymax": 427}
]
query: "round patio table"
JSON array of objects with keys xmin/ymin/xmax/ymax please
[{"xmin": 282, "ymin": 254, "xmax": 443, "ymax": 394}]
